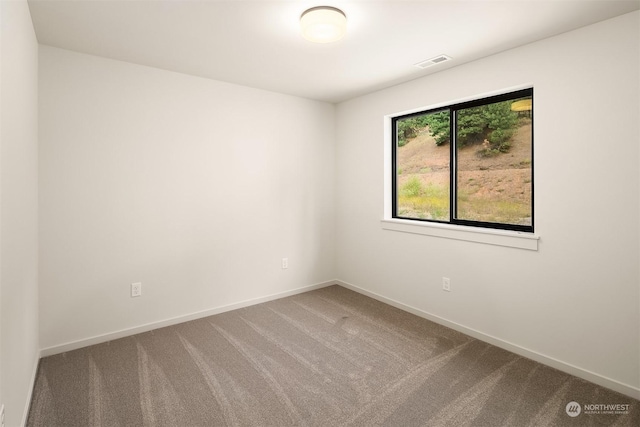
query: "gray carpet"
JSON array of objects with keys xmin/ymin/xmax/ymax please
[{"xmin": 27, "ymin": 285, "xmax": 639, "ymax": 426}]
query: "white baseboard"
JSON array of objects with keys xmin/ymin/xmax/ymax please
[
  {"xmin": 21, "ymin": 353, "xmax": 40, "ymax": 427},
  {"xmin": 38, "ymin": 278, "xmax": 640, "ymax": 400},
  {"xmin": 40, "ymin": 280, "xmax": 336, "ymax": 357},
  {"xmin": 336, "ymin": 279, "xmax": 640, "ymax": 400}
]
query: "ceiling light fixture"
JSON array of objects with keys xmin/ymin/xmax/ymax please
[{"xmin": 300, "ymin": 6, "xmax": 347, "ymax": 43}]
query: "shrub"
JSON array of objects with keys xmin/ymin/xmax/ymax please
[{"xmin": 401, "ymin": 176, "xmax": 423, "ymax": 198}]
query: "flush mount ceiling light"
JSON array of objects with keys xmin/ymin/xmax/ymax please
[{"xmin": 300, "ymin": 6, "xmax": 347, "ymax": 43}]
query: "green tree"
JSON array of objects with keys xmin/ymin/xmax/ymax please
[
  {"xmin": 424, "ymin": 100, "xmax": 520, "ymax": 152},
  {"xmin": 397, "ymin": 115, "xmax": 431, "ymax": 147},
  {"xmin": 398, "ymin": 99, "xmax": 520, "ymax": 152},
  {"xmin": 456, "ymin": 106, "xmax": 486, "ymax": 146},
  {"xmin": 397, "ymin": 119, "xmax": 415, "ymax": 147},
  {"xmin": 424, "ymin": 111, "xmax": 450, "ymax": 146},
  {"xmin": 484, "ymin": 101, "xmax": 518, "ymax": 150}
]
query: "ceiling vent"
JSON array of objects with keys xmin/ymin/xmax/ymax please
[{"xmin": 414, "ymin": 55, "xmax": 452, "ymax": 69}]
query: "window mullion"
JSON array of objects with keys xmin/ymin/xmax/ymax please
[{"xmin": 450, "ymin": 108, "xmax": 456, "ymax": 224}]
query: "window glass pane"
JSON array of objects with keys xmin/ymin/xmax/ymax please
[
  {"xmin": 395, "ymin": 110, "xmax": 450, "ymax": 221},
  {"xmin": 455, "ymin": 96, "xmax": 532, "ymax": 226}
]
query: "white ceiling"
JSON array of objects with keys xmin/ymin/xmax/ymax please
[{"xmin": 27, "ymin": 0, "xmax": 640, "ymax": 103}]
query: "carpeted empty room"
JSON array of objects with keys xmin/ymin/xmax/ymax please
[
  {"xmin": 3, "ymin": 1, "xmax": 640, "ymax": 427},
  {"xmin": 27, "ymin": 286, "xmax": 639, "ymax": 426}
]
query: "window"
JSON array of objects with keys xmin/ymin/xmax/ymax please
[{"xmin": 392, "ymin": 88, "xmax": 533, "ymax": 233}]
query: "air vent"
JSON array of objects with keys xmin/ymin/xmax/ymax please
[{"xmin": 414, "ymin": 55, "xmax": 452, "ymax": 69}]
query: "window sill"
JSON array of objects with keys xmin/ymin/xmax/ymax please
[{"xmin": 380, "ymin": 219, "xmax": 539, "ymax": 251}]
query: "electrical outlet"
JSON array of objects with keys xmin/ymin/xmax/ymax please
[
  {"xmin": 281, "ymin": 258, "xmax": 289, "ymax": 269},
  {"xmin": 131, "ymin": 282, "xmax": 142, "ymax": 297},
  {"xmin": 442, "ymin": 277, "xmax": 451, "ymax": 292}
]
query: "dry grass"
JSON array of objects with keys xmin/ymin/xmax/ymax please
[{"xmin": 397, "ymin": 120, "xmax": 532, "ymax": 225}]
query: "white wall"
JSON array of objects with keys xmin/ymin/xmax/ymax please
[
  {"xmin": 39, "ymin": 46, "xmax": 335, "ymax": 351},
  {"xmin": 0, "ymin": 0, "xmax": 40, "ymax": 425},
  {"xmin": 28, "ymin": 4, "xmax": 640, "ymax": 410},
  {"xmin": 335, "ymin": 11, "xmax": 640, "ymax": 396}
]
